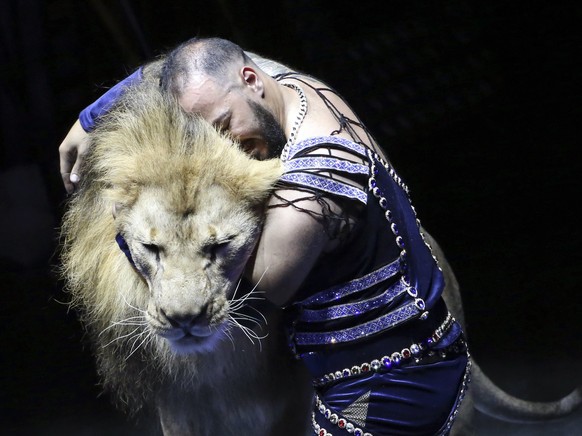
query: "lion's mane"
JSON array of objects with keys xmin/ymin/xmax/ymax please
[{"xmin": 59, "ymin": 79, "xmax": 288, "ymax": 416}]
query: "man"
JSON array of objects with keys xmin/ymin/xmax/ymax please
[{"xmin": 59, "ymin": 37, "xmax": 470, "ymax": 435}]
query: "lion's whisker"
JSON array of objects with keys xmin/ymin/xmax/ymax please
[
  {"xmin": 227, "ymin": 316, "xmax": 268, "ymax": 352},
  {"xmin": 237, "ymin": 323, "xmax": 268, "ymax": 341},
  {"xmin": 229, "ymin": 268, "xmax": 269, "ymax": 306},
  {"xmin": 231, "ymin": 294, "xmax": 266, "ymax": 304},
  {"xmin": 230, "ymin": 292, "xmax": 266, "ymax": 307},
  {"xmin": 222, "ymin": 325, "xmax": 236, "ymax": 349},
  {"xmin": 231, "ymin": 278, "xmax": 243, "ymax": 301},
  {"xmin": 121, "ymin": 295, "xmax": 148, "ymax": 314},
  {"xmin": 141, "ymin": 331, "xmax": 156, "ymax": 352},
  {"xmin": 227, "ymin": 318, "xmax": 256, "ymax": 344},
  {"xmin": 125, "ymin": 329, "xmax": 152, "ymax": 360},
  {"xmin": 229, "ymin": 297, "xmax": 266, "ymax": 313},
  {"xmin": 231, "ymin": 312, "xmax": 265, "ymax": 329},
  {"xmin": 227, "ymin": 270, "xmax": 270, "ymax": 344},
  {"xmin": 244, "ymin": 305, "xmax": 268, "ymax": 325},
  {"xmin": 101, "ymin": 327, "xmax": 141, "ymax": 348},
  {"xmin": 99, "ymin": 316, "xmax": 147, "ymax": 336}
]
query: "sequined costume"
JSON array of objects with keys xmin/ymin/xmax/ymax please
[
  {"xmin": 271, "ymin": 73, "xmax": 470, "ymax": 436},
  {"xmin": 79, "ymin": 69, "xmax": 470, "ymax": 436}
]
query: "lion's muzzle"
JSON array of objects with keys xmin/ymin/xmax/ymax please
[
  {"xmin": 160, "ymin": 305, "xmax": 213, "ymax": 337},
  {"xmin": 147, "ymin": 297, "xmax": 228, "ymax": 354}
]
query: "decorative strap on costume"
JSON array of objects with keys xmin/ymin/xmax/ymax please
[
  {"xmin": 285, "ymin": 136, "xmax": 368, "ymax": 161},
  {"xmin": 284, "ymin": 156, "xmax": 368, "ymax": 176},
  {"xmin": 298, "ymin": 259, "xmax": 401, "ymax": 307},
  {"xmin": 285, "ymin": 137, "xmax": 445, "ymax": 355},
  {"xmin": 280, "ymin": 136, "xmax": 369, "ymax": 203},
  {"xmin": 295, "ymin": 301, "xmax": 421, "ymax": 346},
  {"xmin": 298, "ymin": 277, "xmax": 409, "ymax": 323},
  {"xmin": 280, "ymin": 172, "xmax": 368, "ymax": 204},
  {"xmin": 313, "ymin": 312, "xmax": 457, "ymax": 387}
]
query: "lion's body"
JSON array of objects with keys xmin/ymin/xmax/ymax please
[{"xmin": 60, "ymin": 80, "xmax": 312, "ymax": 435}]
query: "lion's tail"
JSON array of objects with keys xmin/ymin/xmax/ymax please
[{"xmin": 472, "ymin": 361, "xmax": 582, "ymax": 422}]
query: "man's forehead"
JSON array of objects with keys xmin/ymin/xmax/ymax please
[{"xmin": 179, "ymin": 74, "xmax": 228, "ymax": 118}]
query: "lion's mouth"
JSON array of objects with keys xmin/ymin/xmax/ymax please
[
  {"xmin": 158, "ymin": 323, "xmax": 226, "ymax": 354},
  {"xmin": 175, "ymin": 333, "xmax": 211, "ymax": 346},
  {"xmin": 147, "ymin": 305, "xmax": 229, "ymax": 354}
]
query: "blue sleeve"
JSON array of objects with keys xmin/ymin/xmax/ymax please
[{"xmin": 78, "ymin": 68, "xmax": 144, "ymax": 132}]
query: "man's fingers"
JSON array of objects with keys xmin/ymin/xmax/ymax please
[
  {"xmin": 61, "ymin": 172, "xmax": 75, "ymax": 194},
  {"xmin": 59, "ymin": 145, "xmax": 78, "ymax": 194},
  {"xmin": 58, "ymin": 119, "xmax": 90, "ymax": 193},
  {"xmin": 70, "ymin": 157, "xmax": 84, "ymax": 185}
]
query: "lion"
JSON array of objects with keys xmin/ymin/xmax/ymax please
[
  {"xmin": 59, "ymin": 78, "xmax": 313, "ymax": 435},
  {"xmin": 60, "ymin": 58, "xmax": 581, "ymax": 435}
]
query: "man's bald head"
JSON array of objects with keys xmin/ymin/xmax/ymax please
[
  {"xmin": 160, "ymin": 37, "xmax": 251, "ymax": 97},
  {"xmin": 159, "ymin": 37, "xmax": 286, "ymax": 160}
]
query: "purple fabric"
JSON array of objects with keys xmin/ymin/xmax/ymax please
[
  {"xmin": 79, "ymin": 68, "xmax": 143, "ymax": 131},
  {"xmin": 115, "ymin": 233, "xmax": 135, "ymax": 267},
  {"xmin": 280, "ymin": 135, "xmax": 468, "ymax": 434},
  {"xmin": 315, "ymin": 354, "xmax": 468, "ymax": 435}
]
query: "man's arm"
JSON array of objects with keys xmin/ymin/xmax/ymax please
[
  {"xmin": 245, "ymin": 188, "xmax": 344, "ymax": 306},
  {"xmin": 58, "ymin": 119, "xmax": 92, "ymax": 193},
  {"xmin": 57, "ymin": 53, "xmax": 291, "ymax": 193},
  {"xmin": 58, "ymin": 60, "xmax": 165, "ymax": 193}
]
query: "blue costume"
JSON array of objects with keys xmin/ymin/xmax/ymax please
[
  {"xmin": 80, "ymin": 69, "xmax": 471, "ymax": 436},
  {"xmin": 279, "ymin": 134, "xmax": 470, "ymax": 436},
  {"xmin": 272, "ymin": 73, "xmax": 470, "ymax": 436}
]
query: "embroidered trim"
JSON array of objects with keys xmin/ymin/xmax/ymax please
[
  {"xmin": 299, "ymin": 278, "xmax": 409, "ymax": 322},
  {"xmin": 299, "ymin": 259, "xmax": 401, "ymax": 306},
  {"xmin": 313, "ymin": 313, "xmax": 456, "ymax": 387},
  {"xmin": 287, "ymin": 136, "xmax": 368, "ymax": 161},
  {"xmin": 295, "ymin": 301, "xmax": 422, "ymax": 346},
  {"xmin": 279, "ymin": 172, "xmax": 368, "ymax": 204},
  {"xmin": 283, "ymin": 156, "xmax": 369, "ymax": 175}
]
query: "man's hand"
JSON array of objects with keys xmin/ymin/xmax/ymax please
[{"xmin": 59, "ymin": 119, "xmax": 90, "ymax": 194}]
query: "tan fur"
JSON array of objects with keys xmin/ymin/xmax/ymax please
[{"xmin": 59, "ymin": 81, "xmax": 312, "ymax": 435}]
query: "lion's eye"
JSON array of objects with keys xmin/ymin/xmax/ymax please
[
  {"xmin": 204, "ymin": 238, "xmax": 233, "ymax": 262},
  {"xmin": 141, "ymin": 242, "xmax": 160, "ymax": 261}
]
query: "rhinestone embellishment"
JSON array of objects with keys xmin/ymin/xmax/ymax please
[
  {"xmin": 315, "ymin": 312, "xmax": 455, "ymax": 386},
  {"xmin": 312, "ymin": 396, "xmax": 373, "ymax": 436},
  {"xmin": 280, "ymin": 83, "xmax": 308, "ymax": 162}
]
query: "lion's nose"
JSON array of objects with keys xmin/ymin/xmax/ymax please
[{"xmin": 161, "ymin": 306, "xmax": 211, "ymax": 336}]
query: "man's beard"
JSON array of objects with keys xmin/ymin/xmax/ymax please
[{"xmin": 248, "ymin": 99, "xmax": 287, "ymax": 159}]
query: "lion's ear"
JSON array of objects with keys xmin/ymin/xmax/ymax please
[
  {"xmin": 104, "ymin": 186, "xmax": 135, "ymax": 219},
  {"xmin": 112, "ymin": 202, "xmax": 124, "ymax": 219}
]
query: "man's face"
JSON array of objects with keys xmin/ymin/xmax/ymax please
[
  {"xmin": 245, "ymin": 99, "xmax": 286, "ymax": 159},
  {"xmin": 178, "ymin": 75, "xmax": 286, "ymax": 160}
]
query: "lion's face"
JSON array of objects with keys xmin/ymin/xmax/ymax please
[
  {"xmin": 62, "ymin": 83, "xmax": 282, "ymax": 361},
  {"xmin": 115, "ymin": 181, "xmax": 264, "ymax": 354}
]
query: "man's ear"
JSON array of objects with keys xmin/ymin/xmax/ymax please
[{"xmin": 241, "ymin": 66, "xmax": 264, "ymax": 96}]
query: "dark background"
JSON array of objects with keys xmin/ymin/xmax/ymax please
[{"xmin": 1, "ymin": 1, "xmax": 580, "ymax": 434}]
